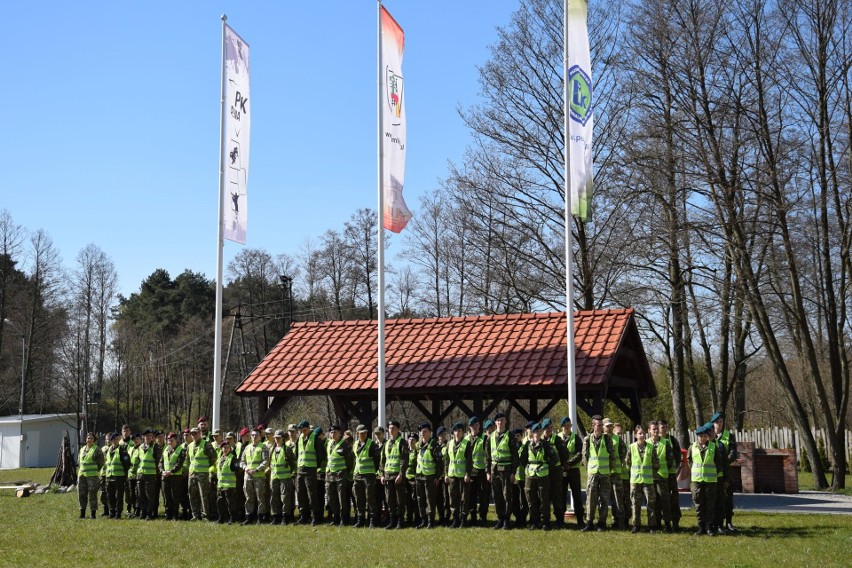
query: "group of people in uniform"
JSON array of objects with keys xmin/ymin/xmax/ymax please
[{"xmin": 75, "ymin": 411, "xmax": 737, "ymax": 533}]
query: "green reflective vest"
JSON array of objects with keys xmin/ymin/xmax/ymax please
[
  {"xmin": 127, "ymin": 445, "xmax": 140, "ymax": 477},
  {"xmin": 217, "ymin": 453, "xmax": 236, "ymax": 489},
  {"xmin": 354, "ymin": 440, "xmax": 376, "ymax": 475},
  {"xmin": 271, "ymin": 445, "xmax": 294, "ymax": 480},
  {"xmin": 326, "ymin": 439, "xmax": 347, "ymax": 474},
  {"xmin": 163, "ymin": 445, "xmax": 184, "ymax": 475},
  {"xmin": 655, "ymin": 439, "xmax": 670, "ymax": 478},
  {"xmin": 178, "ymin": 443, "xmax": 190, "ymax": 475},
  {"xmin": 587, "ymin": 436, "xmax": 610, "ymax": 475},
  {"xmin": 710, "ymin": 440, "xmax": 724, "ymax": 478},
  {"xmin": 137, "ymin": 444, "xmax": 157, "ymax": 476},
  {"xmin": 447, "ymin": 437, "xmax": 470, "ymax": 478},
  {"xmin": 104, "ymin": 447, "xmax": 125, "ymax": 477},
  {"xmin": 526, "ymin": 443, "xmax": 549, "ymax": 478},
  {"xmin": 416, "ymin": 441, "xmax": 436, "ymax": 476},
  {"xmin": 490, "ymin": 431, "xmax": 512, "ymax": 465},
  {"xmin": 559, "ymin": 431, "xmax": 581, "ymax": 470},
  {"xmin": 548, "ymin": 433, "xmax": 562, "ymax": 468},
  {"xmin": 515, "ymin": 443, "xmax": 525, "ymax": 481},
  {"xmin": 297, "ymin": 432, "xmax": 317, "ymax": 469},
  {"xmin": 406, "ymin": 448, "xmax": 417, "ymax": 480},
  {"xmin": 188, "ymin": 439, "xmax": 211, "ymax": 474},
  {"xmin": 78, "ymin": 446, "xmax": 99, "ymax": 478},
  {"xmin": 691, "ymin": 443, "xmax": 717, "ymax": 483},
  {"xmin": 244, "ymin": 443, "xmax": 267, "ymax": 478},
  {"xmin": 630, "ymin": 443, "xmax": 653, "ymax": 485},
  {"xmin": 383, "ymin": 437, "xmax": 403, "ymax": 475},
  {"xmin": 610, "ymin": 435, "xmax": 624, "ymax": 477},
  {"xmin": 100, "ymin": 444, "xmax": 111, "ymax": 475},
  {"xmin": 470, "ymin": 434, "xmax": 486, "ymax": 471}
]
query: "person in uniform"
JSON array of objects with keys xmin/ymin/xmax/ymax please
[
  {"xmin": 295, "ymin": 420, "xmax": 327, "ymax": 525},
  {"xmin": 582, "ymin": 415, "xmax": 616, "ymax": 531},
  {"xmin": 269, "ymin": 429, "xmax": 298, "ymax": 525},
  {"xmin": 77, "ymin": 432, "xmax": 104, "ymax": 519},
  {"xmin": 136, "ymin": 429, "xmax": 162, "ymax": 520},
  {"xmin": 434, "ymin": 426, "xmax": 450, "ymax": 526},
  {"xmin": 704, "ymin": 420, "xmax": 729, "ymax": 535},
  {"xmin": 444, "ymin": 422, "xmax": 472, "ymax": 528},
  {"xmin": 197, "ymin": 416, "xmax": 211, "ymax": 441},
  {"xmin": 124, "ymin": 432, "xmax": 141, "ymax": 517},
  {"xmin": 520, "ymin": 423, "xmax": 559, "ymax": 530},
  {"xmin": 712, "ymin": 412, "xmax": 737, "ymax": 531},
  {"xmin": 649, "ymin": 420, "xmax": 675, "ymax": 532},
  {"xmin": 234, "ymin": 427, "xmax": 251, "ymax": 520},
  {"xmin": 119, "ymin": 425, "xmax": 133, "ymax": 513},
  {"xmin": 625, "ymin": 424, "xmax": 658, "ymax": 533},
  {"xmin": 216, "ymin": 440, "xmax": 240, "ymax": 524},
  {"xmin": 351, "ymin": 424, "xmax": 381, "ymax": 527},
  {"xmin": 558, "ymin": 416, "xmax": 585, "ymax": 528},
  {"xmin": 603, "ymin": 418, "xmax": 627, "ymax": 529},
  {"xmin": 415, "ymin": 422, "xmax": 444, "ymax": 529},
  {"xmin": 380, "ymin": 419, "xmax": 408, "ymax": 529},
  {"xmin": 179, "ymin": 428, "xmax": 194, "ymax": 520},
  {"xmin": 688, "ymin": 424, "xmax": 723, "ymax": 535},
  {"xmin": 240, "ymin": 428, "xmax": 270, "ymax": 524},
  {"xmin": 324, "ymin": 424, "xmax": 352, "ymax": 527},
  {"xmin": 104, "ymin": 432, "xmax": 131, "ymax": 519},
  {"xmin": 161, "ymin": 432, "xmax": 186, "ymax": 521},
  {"xmin": 405, "ymin": 433, "xmax": 419, "ymax": 527},
  {"xmin": 98, "ymin": 433, "xmax": 111, "ymax": 517},
  {"xmin": 466, "ymin": 416, "xmax": 489, "ymax": 526},
  {"xmin": 541, "ymin": 418, "xmax": 567, "ymax": 528},
  {"xmin": 613, "ymin": 423, "xmax": 632, "ymax": 523},
  {"xmin": 511, "ymin": 428, "xmax": 529, "ymax": 528},
  {"xmin": 658, "ymin": 419, "xmax": 682, "ymax": 531},
  {"xmin": 187, "ymin": 426, "xmax": 218, "ymax": 521},
  {"xmin": 485, "ymin": 412, "xmax": 519, "ymax": 530}
]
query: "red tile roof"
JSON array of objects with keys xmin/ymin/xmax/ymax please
[{"xmin": 236, "ymin": 309, "xmax": 653, "ymax": 397}]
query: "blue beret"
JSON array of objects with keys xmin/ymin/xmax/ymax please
[
  {"xmin": 710, "ymin": 412, "xmax": 724, "ymax": 423},
  {"xmin": 296, "ymin": 420, "xmax": 310, "ymax": 429},
  {"xmin": 541, "ymin": 418, "xmax": 552, "ymax": 428},
  {"xmin": 452, "ymin": 422, "xmax": 464, "ymax": 432},
  {"xmin": 494, "ymin": 412, "xmax": 506, "ymax": 420},
  {"xmin": 436, "ymin": 426, "xmax": 446, "ymax": 435},
  {"xmin": 530, "ymin": 423, "xmax": 543, "ymax": 432},
  {"xmin": 524, "ymin": 420, "xmax": 536, "ymax": 430},
  {"xmin": 467, "ymin": 416, "xmax": 479, "ymax": 426},
  {"xmin": 702, "ymin": 422, "xmax": 714, "ymax": 432},
  {"xmin": 482, "ymin": 419, "xmax": 494, "ymax": 429},
  {"xmin": 560, "ymin": 416, "xmax": 571, "ymax": 426}
]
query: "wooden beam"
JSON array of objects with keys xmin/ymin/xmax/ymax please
[
  {"xmin": 259, "ymin": 396, "xmax": 289, "ymax": 425},
  {"xmin": 536, "ymin": 397, "xmax": 562, "ymax": 420},
  {"xmin": 507, "ymin": 397, "xmax": 531, "ymax": 421}
]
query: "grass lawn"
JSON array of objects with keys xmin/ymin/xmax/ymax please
[{"xmin": 1, "ymin": 469, "xmax": 850, "ymax": 567}]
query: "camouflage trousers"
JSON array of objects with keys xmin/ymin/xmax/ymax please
[
  {"xmin": 630, "ymin": 483, "xmax": 656, "ymax": 528},
  {"xmin": 653, "ymin": 477, "xmax": 671, "ymax": 525},
  {"xmin": 585, "ymin": 473, "xmax": 611, "ymax": 525},
  {"xmin": 188, "ymin": 472, "xmax": 211, "ymax": 519},
  {"xmin": 77, "ymin": 476, "xmax": 99, "ymax": 511},
  {"xmin": 691, "ymin": 481, "xmax": 717, "ymax": 530},
  {"xmin": 244, "ymin": 475, "xmax": 270, "ymax": 516},
  {"xmin": 525, "ymin": 476, "xmax": 550, "ymax": 526},
  {"xmin": 610, "ymin": 474, "xmax": 628, "ymax": 525},
  {"xmin": 667, "ymin": 474, "xmax": 682, "ymax": 523},
  {"xmin": 271, "ymin": 477, "xmax": 296, "ymax": 518},
  {"xmin": 353, "ymin": 474, "xmax": 377, "ymax": 519},
  {"xmin": 447, "ymin": 476, "xmax": 470, "ymax": 519}
]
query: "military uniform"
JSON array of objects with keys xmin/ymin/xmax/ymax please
[
  {"xmin": 241, "ymin": 439, "xmax": 270, "ymax": 523},
  {"xmin": 662, "ymin": 430, "xmax": 683, "ymax": 530},
  {"xmin": 718, "ymin": 426, "xmax": 737, "ymax": 529},
  {"xmin": 295, "ymin": 425, "xmax": 327, "ymax": 524},
  {"xmin": 76, "ymin": 441, "xmax": 104, "ymax": 518},
  {"xmin": 325, "ymin": 433, "xmax": 352, "ymax": 526},
  {"xmin": 466, "ymin": 421, "xmax": 490, "ymax": 525},
  {"xmin": 543, "ymin": 423, "xmax": 567, "ymax": 527},
  {"xmin": 652, "ymin": 435, "xmax": 676, "ymax": 530},
  {"xmin": 103, "ymin": 440, "xmax": 131, "ymax": 518},
  {"xmin": 445, "ymin": 427, "xmax": 473, "ymax": 528},
  {"xmin": 352, "ymin": 433, "xmax": 381, "ymax": 527},
  {"xmin": 187, "ymin": 434, "xmax": 218, "ymax": 520},
  {"xmin": 216, "ymin": 449, "xmax": 240, "ymax": 523},
  {"xmin": 380, "ymin": 431, "xmax": 409, "ymax": 529},
  {"xmin": 415, "ymin": 430, "xmax": 444, "ymax": 528},
  {"xmin": 485, "ymin": 421, "xmax": 520, "ymax": 529},
  {"xmin": 511, "ymin": 430, "xmax": 529, "ymax": 528},
  {"xmin": 161, "ymin": 440, "xmax": 187, "ymax": 520},
  {"xmin": 626, "ymin": 439, "xmax": 659, "ymax": 531},
  {"xmin": 520, "ymin": 429, "xmax": 558, "ymax": 530},
  {"xmin": 136, "ymin": 438, "xmax": 162, "ymax": 519},
  {"xmin": 688, "ymin": 428, "xmax": 724, "ymax": 535},
  {"xmin": 406, "ymin": 438, "xmax": 419, "ymax": 526},
  {"xmin": 608, "ymin": 431, "xmax": 628, "ymax": 529},
  {"xmin": 559, "ymin": 421, "xmax": 585, "ymax": 526},
  {"xmin": 581, "ymin": 432, "xmax": 616, "ymax": 530}
]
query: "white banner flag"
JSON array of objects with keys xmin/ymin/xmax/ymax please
[
  {"xmin": 380, "ymin": 6, "xmax": 412, "ymax": 233},
  {"xmin": 223, "ymin": 24, "xmax": 250, "ymax": 243},
  {"xmin": 567, "ymin": 0, "xmax": 593, "ymax": 221}
]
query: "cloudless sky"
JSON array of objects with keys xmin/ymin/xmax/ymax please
[{"xmin": 2, "ymin": 1, "xmax": 520, "ymax": 298}]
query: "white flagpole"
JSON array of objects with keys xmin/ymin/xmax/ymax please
[
  {"xmin": 212, "ymin": 14, "xmax": 228, "ymax": 433},
  {"xmin": 563, "ymin": 0, "xmax": 578, "ymax": 432},
  {"xmin": 376, "ymin": 0, "xmax": 387, "ymax": 430}
]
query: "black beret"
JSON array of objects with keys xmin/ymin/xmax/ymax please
[{"xmin": 418, "ymin": 422, "xmax": 431, "ymax": 431}]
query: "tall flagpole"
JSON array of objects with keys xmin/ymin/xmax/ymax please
[
  {"xmin": 563, "ymin": 0, "xmax": 578, "ymax": 432},
  {"xmin": 212, "ymin": 14, "xmax": 228, "ymax": 433},
  {"xmin": 376, "ymin": 0, "xmax": 387, "ymax": 430}
]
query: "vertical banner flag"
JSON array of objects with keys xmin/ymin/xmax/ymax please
[
  {"xmin": 223, "ymin": 25, "xmax": 250, "ymax": 243},
  {"xmin": 567, "ymin": 0, "xmax": 593, "ymax": 221},
  {"xmin": 381, "ymin": 6, "xmax": 412, "ymax": 233}
]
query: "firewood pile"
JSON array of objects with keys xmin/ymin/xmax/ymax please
[{"xmin": 49, "ymin": 431, "xmax": 77, "ymax": 489}]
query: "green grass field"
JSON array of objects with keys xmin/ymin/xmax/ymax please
[{"xmin": 1, "ymin": 469, "xmax": 851, "ymax": 567}]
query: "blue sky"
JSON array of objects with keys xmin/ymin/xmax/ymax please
[{"xmin": 2, "ymin": 1, "xmax": 520, "ymax": 298}]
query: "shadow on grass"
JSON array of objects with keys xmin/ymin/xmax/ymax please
[{"xmin": 725, "ymin": 525, "xmax": 832, "ymax": 538}]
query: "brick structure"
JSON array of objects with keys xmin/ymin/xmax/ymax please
[{"xmin": 732, "ymin": 442, "xmax": 798, "ymax": 494}]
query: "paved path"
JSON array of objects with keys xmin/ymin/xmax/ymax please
[{"xmin": 675, "ymin": 491, "xmax": 852, "ymax": 515}]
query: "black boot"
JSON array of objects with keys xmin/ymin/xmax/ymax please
[
  {"xmin": 580, "ymin": 521, "xmax": 594, "ymax": 532},
  {"xmin": 369, "ymin": 515, "xmax": 377, "ymax": 529},
  {"xmin": 493, "ymin": 516, "xmax": 504, "ymax": 530},
  {"xmin": 385, "ymin": 515, "xmax": 396, "ymax": 530},
  {"xmin": 503, "ymin": 517, "xmax": 512, "ymax": 530},
  {"xmin": 241, "ymin": 514, "xmax": 255, "ymax": 525},
  {"xmin": 396, "ymin": 516, "xmax": 404, "ymax": 529},
  {"xmin": 694, "ymin": 523, "xmax": 705, "ymax": 536},
  {"xmin": 79, "ymin": 508, "xmax": 86, "ymax": 519},
  {"xmin": 353, "ymin": 516, "xmax": 364, "ymax": 528},
  {"xmin": 101, "ymin": 506, "xmax": 110, "ymax": 517},
  {"xmin": 90, "ymin": 509, "xmax": 97, "ymax": 519}
]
